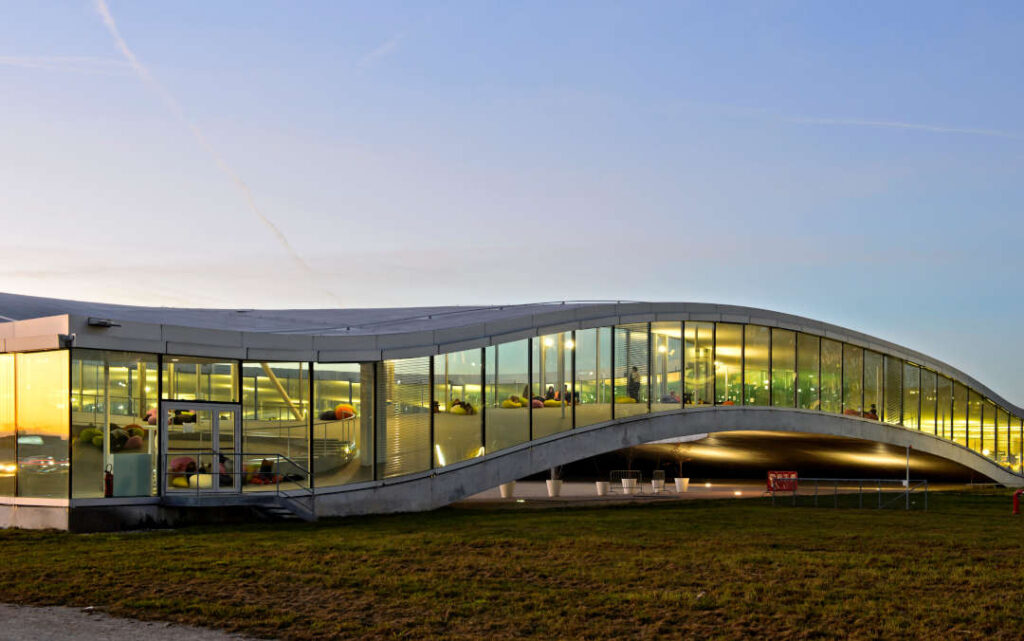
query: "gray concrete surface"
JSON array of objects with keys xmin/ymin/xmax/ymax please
[{"xmin": 0, "ymin": 604, "xmax": 264, "ymax": 641}]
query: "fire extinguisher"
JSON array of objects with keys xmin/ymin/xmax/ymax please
[{"xmin": 104, "ymin": 464, "xmax": 113, "ymax": 498}]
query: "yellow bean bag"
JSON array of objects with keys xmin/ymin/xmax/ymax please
[
  {"xmin": 450, "ymin": 405, "xmax": 467, "ymax": 415},
  {"xmin": 543, "ymin": 399, "xmax": 561, "ymax": 407},
  {"xmin": 189, "ymin": 474, "xmax": 215, "ymax": 489},
  {"xmin": 615, "ymin": 397, "xmax": 638, "ymax": 404},
  {"xmin": 170, "ymin": 476, "xmax": 189, "ymax": 488},
  {"xmin": 501, "ymin": 399, "xmax": 522, "ymax": 409}
]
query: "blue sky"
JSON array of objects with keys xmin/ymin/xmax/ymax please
[{"xmin": 1, "ymin": 1, "xmax": 1023, "ymax": 400}]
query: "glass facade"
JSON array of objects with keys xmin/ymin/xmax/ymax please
[
  {"xmin": 434, "ymin": 349, "xmax": 484, "ymax": 465},
  {"xmin": 982, "ymin": 400, "xmax": 997, "ymax": 459},
  {"xmin": 685, "ymin": 322, "xmax": 714, "ymax": 406},
  {"xmin": 379, "ymin": 357, "xmax": 431, "ymax": 478},
  {"xmin": 771, "ymin": 329, "xmax": 796, "ymax": 408},
  {"xmin": 16, "ymin": 351, "xmax": 70, "ymax": 498},
  {"xmin": 820, "ymin": 339, "xmax": 842, "ymax": 414},
  {"xmin": 883, "ymin": 356, "xmax": 902, "ymax": 425},
  {"xmin": 3, "ymin": 313, "xmax": 1023, "ymax": 505},
  {"xmin": 651, "ymin": 323, "xmax": 682, "ymax": 412},
  {"xmin": 936, "ymin": 376, "xmax": 952, "ymax": 439},
  {"xmin": 614, "ymin": 324, "xmax": 649, "ymax": 417},
  {"xmin": 532, "ymin": 335, "xmax": 573, "ymax": 438},
  {"xmin": 485, "ymin": 339, "xmax": 531, "ymax": 450},
  {"xmin": 744, "ymin": 325, "xmax": 770, "ymax": 406},
  {"xmin": 71, "ymin": 350, "xmax": 159, "ymax": 498},
  {"xmin": 842, "ymin": 344, "xmax": 863, "ymax": 417},
  {"xmin": 953, "ymin": 383, "xmax": 968, "ymax": 447},
  {"xmin": 313, "ymin": 363, "xmax": 373, "ymax": 487},
  {"xmin": 0, "ymin": 355, "xmax": 15, "ymax": 496},
  {"xmin": 864, "ymin": 351, "xmax": 882, "ymax": 420},
  {"xmin": 797, "ymin": 333, "xmax": 819, "ymax": 411},
  {"xmin": 968, "ymin": 390, "xmax": 983, "ymax": 453},
  {"xmin": 163, "ymin": 356, "xmax": 238, "ymax": 402},
  {"xmin": 920, "ymin": 369, "xmax": 937, "ymax": 435},
  {"xmin": 714, "ymin": 323, "xmax": 742, "ymax": 405},
  {"xmin": 902, "ymin": 364, "xmax": 920, "ymax": 430}
]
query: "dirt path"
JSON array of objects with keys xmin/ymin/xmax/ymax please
[{"xmin": 0, "ymin": 604, "xmax": 266, "ymax": 640}]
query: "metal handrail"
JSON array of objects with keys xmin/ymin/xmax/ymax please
[{"xmin": 162, "ymin": 450, "xmax": 315, "ymax": 512}]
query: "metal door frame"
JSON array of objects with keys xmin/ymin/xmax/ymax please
[{"xmin": 161, "ymin": 401, "xmax": 241, "ymax": 494}]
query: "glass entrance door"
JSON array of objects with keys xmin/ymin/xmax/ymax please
[{"xmin": 162, "ymin": 401, "xmax": 240, "ymax": 493}]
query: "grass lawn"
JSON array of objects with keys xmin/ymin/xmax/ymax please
[{"xmin": 1, "ymin": 492, "xmax": 1023, "ymax": 640}]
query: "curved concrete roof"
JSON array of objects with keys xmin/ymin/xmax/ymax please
[{"xmin": 1, "ymin": 292, "xmax": 1021, "ymax": 416}]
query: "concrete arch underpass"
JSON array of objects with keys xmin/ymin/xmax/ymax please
[{"xmin": 315, "ymin": 407, "xmax": 1024, "ymax": 518}]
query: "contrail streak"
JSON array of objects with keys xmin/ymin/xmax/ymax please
[
  {"xmin": 93, "ymin": 0, "xmax": 341, "ymax": 304},
  {"xmin": 787, "ymin": 116, "xmax": 1024, "ymax": 142}
]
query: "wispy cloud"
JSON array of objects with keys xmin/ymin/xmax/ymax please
[
  {"xmin": 357, "ymin": 33, "xmax": 405, "ymax": 70},
  {"xmin": 0, "ymin": 55, "xmax": 130, "ymax": 75},
  {"xmin": 786, "ymin": 116, "xmax": 1024, "ymax": 142},
  {"xmin": 92, "ymin": 0, "xmax": 341, "ymax": 304}
]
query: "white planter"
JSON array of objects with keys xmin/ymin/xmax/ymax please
[
  {"xmin": 651, "ymin": 479, "xmax": 665, "ymax": 493},
  {"xmin": 674, "ymin": 477, "xmax": 690, "ymax": 493},
  {"xmin": 621, "ymin": 478, "xmax": 639, "ymax": 495},
  {"xmin": 595, "ymin": 481, "xmax": 610, "ymax": 496},
  {"xmin": 499, "ymin": 481, "xmax": 515, "ymax": 498},
  {"xmin": 546, "ymin": 479, "xmax": 563, "ymax": 497}
]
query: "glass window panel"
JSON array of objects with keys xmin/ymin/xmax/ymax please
[
  {"xmin": 902, "ymin": 364, "xmax": 920, "ymax": 429},
  {"xmin": 967, "ymin": 390, "xmax": 983, "ymax": 454},
  {"xmin": 997, "ymin": 408, "xmax": 1010, "ymax": 468},
  {"xmin": 883, "ymin": 356, "xmax": 903, "ymax": 425},
  {"xmin": 714, "ymin": 323, "xmax": 743, "ymax": 406},
  {"xmin": 952, "ymin": 383, "xmax": 968, "ymax": 446},
  {"xmin": 796, "ymin": 333, "xmax": 820, "ymax": 411},
  {"xmin": 863, "ymin": 351, "xmax": 882, "ymax": 420},
  {"xmin": 982, "ymin": 400, "xmax": 997, "ymax": 460},
  {"xmin": 378, "ymin": 357, "xmax": 431, "ymax": 478},
  {"xmin": 485, "ymin": 339, "xmax": 531, "ymax": 450},
  {"xmin": 71, "ymin": 350, "xmax": 159, "ymax": 499},
  {"xmin": 1011, "ymin": 416, "xmax": 1023, "ymax": 474},
  {"xmin": 16, "ymin": 351, "xmax": 70, "ymax": 498},
  {"xmin": 771, "ymin": 329, "xmax": 796, "ymax": 408},
  {"xmin": 434, "ymin": 349, "xmax": 483, "ymax": 466},
  {"xmin": 820, "ymin": 339, "xmax": 842, "ymax": 414},
  {"xmin": 239, "ymin": 362, "xmax": 309, "ymax": 492},
  {"xmin": 0, "ymin": 355, "xmax": 14, "ymax": 496},
  {"xmin": 313, "ymin": 363, "xmax": 373, "ymax": 487},
  {"xmin": 162, "ymin": 356, "xmax": 238, "ymax": 402},
  {"xmin": 842, "ymin": 345, "xmax": 863, "ymax": 417},
  {"xmin": 685, "ymin": 322, "xmax": 714, "ymax": 406},
  {"xmin": 651, "ymin": 322, "xmax": 682, "ymax": 411},
  {"xmin": 532, "ymin": 334, "xmax": 573, "ymax": 438},
  {"xmin": 743, "ymin": 325, "xmax": 770, "ymax": 407},
  {"xmin": 936, "ymin": 376, "xmax": 952, "ymax": 439},
  {"xmin": 614, "ymin": 324, "xmax": 649, "ymax": 417},
  {"xmin": 919, "ymin": 370, "xmax": 937, "ymax": 435}
]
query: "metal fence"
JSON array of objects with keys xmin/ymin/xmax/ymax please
[{"xmin": 767, "ymin": 477, "xmax": 929, "ymax": 510}]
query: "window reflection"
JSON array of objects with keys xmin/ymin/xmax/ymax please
[
  {"xmin": 434, "ymin": 349, "xmax": 483, "ymax": 465},
  {"xmin": 685, "ymin": 323, "xmax": 714, "ymax": 406},
  {"xmin": 714, "ymin": 323, "xmax": 742, "ymax": 406},
  {"xmin": 744, "ymin": 325, "xmax": 770, "ymax": 406},
  {"xmin": 314, "ymin": 363, "xmax": 373, "ymax": 486},
  {"xmin": 162, "ymin": 356, "xmax": 238, "ymax": 402},
  {"xmin": 71, "ymin": 349, "xmax": 158, "ymax": 498},
  {"xmin": 379, "ymin": 358, "xmax": 431, "ymax": 478},
  {"xmin": 485, "ymin": 340, "xmax": 531, "ymax": 450},
  {"xmin": 651, "ymin": 323, "xmax": 682, "ymax": 411},
  {"xmin": 575, "ymin": 329, "xmax": 612, "ymax": 427},
  {"xmin": 16, "ymin": 351, "xmax": 70, "ymax": 498}
]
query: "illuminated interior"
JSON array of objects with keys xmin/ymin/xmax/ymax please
[{"xmin": 0, "ymin": 318, "xmax": 1021, "ymax": 501}]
